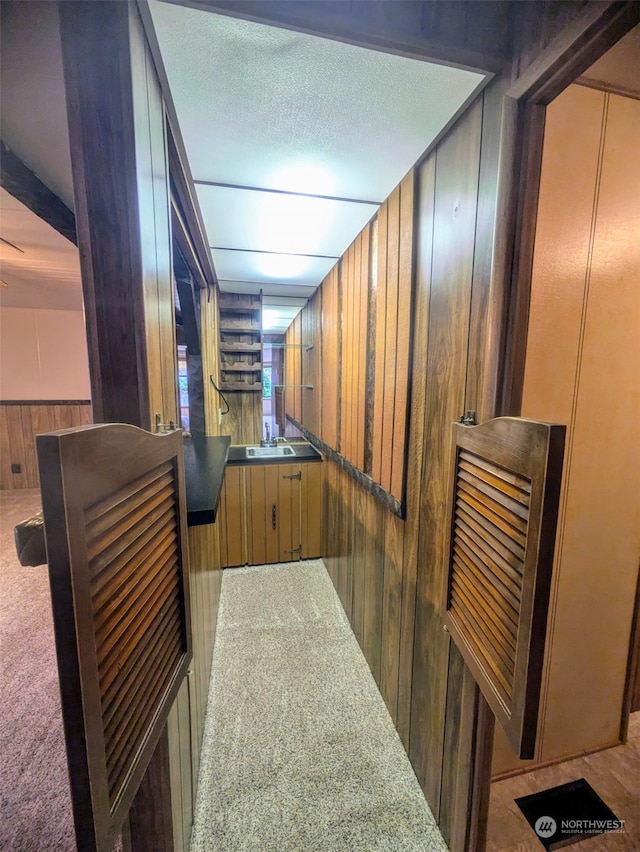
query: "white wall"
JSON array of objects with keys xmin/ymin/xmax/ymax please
[{"xmin": 0, "ymin": 306, "xmax": 90, "ymax": 399}]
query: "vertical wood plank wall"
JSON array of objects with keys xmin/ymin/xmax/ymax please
[
  {"xmin": 131, "ymin": 6, "xmax": 177, "ymax": 429},
  {"xmin": 340, "ymin": 227, "xmax": 370, "ymax": 471},
  {"xmin": 168, "ymin": 285, "xmax": 225, "ymax": 850},
  {"xmin": 371, "ymin": 176, "xmax": 414, "ymax": 497},
  {"xmin": 285, "ymin": 81, "xmax": 507, "ymax": 846},
  {"xmin": 285, "ymin": 192, "xmax": 413, "ymax": 506},
  {"xmin": 0, "ymin": 402, "xmax": 92, "ymax": 489}
]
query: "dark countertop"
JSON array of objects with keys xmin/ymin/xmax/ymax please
[
  {"xmin": 226, "ymin": 441, "xmax": 322, "ymax": 466},
  {"xmin": 183, "ymin": 435, "xmax": 231, "ymax": 527}
]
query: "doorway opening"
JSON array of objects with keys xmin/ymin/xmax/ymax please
[{"xmin": 486, "ymin": 26, "xmax": 640, "ymax": 850}]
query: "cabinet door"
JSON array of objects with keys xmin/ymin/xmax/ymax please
[
  {"xmin": 301, "ymin": 463, "xmax": 322, "ymax": 559},
  {"xmin": 218, "ymin": 467, "xmax": 247, "ymax": 568},
  {"xmin": 246, "ymin": 464, "xmax": 302, "ymax": 565}
]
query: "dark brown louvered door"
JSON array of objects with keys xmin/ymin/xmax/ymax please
[
  {"xmin": 443, "ymin": 417, "xmax": 565, "ymax": 759},
  {"xmin": 37, "ymin": 424, "xmax": 191, "ymax": 852}
]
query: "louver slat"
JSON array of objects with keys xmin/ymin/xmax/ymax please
[
  {"xmin": 443, "ymin": 418, "xmax": 564, "ymax": 759},
  {"xmin": 37, "ymin": 424, "xmax": 192, "ymax": 852}
]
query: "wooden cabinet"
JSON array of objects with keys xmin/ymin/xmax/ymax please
[
  {"xmin": 218, "ymin": 461, "xmax": 322, "ymax": 567},
  {"xmin": 218, "ymin": 292, "xmax": 263, "ymax": 393}
]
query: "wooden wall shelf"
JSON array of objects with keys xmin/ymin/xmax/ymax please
[{"xmin": 218, "ymin": 292, "xmax": 263, "ymax": 392}]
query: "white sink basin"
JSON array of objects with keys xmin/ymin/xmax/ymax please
[{"xmin": 245, "ymin": 445, "xmax": 295, "ymax": 458}]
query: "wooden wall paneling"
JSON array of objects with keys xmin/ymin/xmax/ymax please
[
  {"xmin": 371, "ymin": 202, "xmax": 388, "ymax": 484},
  {"xmin": 176, "ymin": 680, "xmax": 192, "ymax": 851},
  {"xmin": 396, "ymin": 156, "xmax": 436, "ymax": 749},
  {"xmin": 345, "ymin": 247, "xmax": 352, "ymax": 462},
  {"xmin": 201, "ymin": 0, "xmax": 510, "ymax": 72},
  {"xmin": 295, "ymin": 313, "xmax": 303, "ymax": 424},
  {"xmin": 362, "ymin": 490, "xmax": 385, "ymax": 687},
  {"xmin": 345, "ymin": 241, "xmax": 354, "ymax": 464},
  {"xmin": 201, "ymin": 286, "xmax": 222, "ymax": 437},
  {"xmin": 19, "ymin": 407, "xmax": 39, "ymax": 487},
  {"xmin": 0, "ymin": 407, "xmax": 13, "ymax": 489},
  {"xmin": 492, "ymin": 83, "xmax": 604, "ymax": 776},
  {"xmin": 439, "ymin": 645, "xmax": 479, "ymax": 850},
  {"xmin": 320, "ymin": 266, "xmax": 339, "ymax": 449},
  {"xmin": 380, "ymin": 511, "xmax": 405, "ymax": 723},
  {"xmin": 321, "ymin": 457, "xmax": 338, "ymax": 584},
  {"xmin": 249, "ymin": 465, "xmax": 272, "ymax": 565},
  {"xmin": 303, "ymin": 291, "xmax": 321, "ymax": 435},
  {"xmin": 60, "ymin": 1, "xmax": 176, "ymax": 432},
  {"xmin": 0, "ymin": 403, "xmax": 93, "ymax": 489},
  {"xmin": 509, "ymin": 0, "xmax": 640, "ymax": 102},
  {"xmin": 134, "ymin": 11, "xmax": 177, "ymax": 426},
  {"xmin": 186, "ymin": 522, "xmax": 221, "ymax": 793},
  {"xmin": 166, "ymin": 703, "xmax": 184, "ymax": 852},
  {"xmin": 339, "ymin": 246, "xmax": 351, "ymax": 463},
  {"xmin": 536, "ymin": 90, "xmax": 638, "ymax": 765},
  {"xmin": 218, "ymin": 467, "xmax": 246, "ymax": 567},
  {"xmin": 357, "ymin": 225, "xmax": 370, "ymax": 473},
  {"xmin": 3, "ymin": 406, "xmax": 29, "ymax": 489},
  {"xmin": 300, "ymin": 300, "xmax": 310, "ymax": 431},
  {"xmin": 60, "ymin": 0, "xmax": 142, "ymax": 427},
  {"xmin": 391, "ymin": 172, "xmax": 415, "ymax": 501},
  {"xmin": 464, "ymin": 79, "xmax": 513, "ymax": 424},
  {"xmin": 381, "ymin": 186, "xmax": 400, "ymax": 495},
  {"xmin": 220, "ymin": 392, "xmax": 261, "ymax": 445},
  {"xmin": 332, "ymin": 463, "xmax": 347, "ymax": 614},
  {"xmin": 315, "ymin": 289, "xmax": 323, "ymax": 434},
  {"xmin": 350, "ymin": 479, "xmax": 367, "ymax": 648},
  {"xmin": 341, "ymin": 469, "xmax": 354, "ymax": 618},
  {"xmin": 364, "ymin": 219, "xmax": 378, "ymax": 475},
  {"xmin": 349, "ymin": 238, "xmax": 358, "ymax": 465},
  {"xmin": 301, "ymin": 462, "xmax": 322, "ymax": 559},
  {"xmin": 409, "ymin": 98, "xmax": 483, "ymax": 816},
  {"xmin": 283, "ymin": 323, "xmax": 291, "ymax": 423},
  {"xmin": 353, "ymin": 235, "xmax": 363, "ymax": 468}
]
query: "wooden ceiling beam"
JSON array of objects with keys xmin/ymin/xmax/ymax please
[
  {"xmin": 0, "ymin": 141, "xmax": 77, "ymax": 246},
  {"xmin": 160, "ymin": 0, "xmax": 510, "ymax": 73}
]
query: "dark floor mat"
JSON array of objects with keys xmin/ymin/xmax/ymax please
[{"xmin": 515, "ymin": 778, "xmax": 623, "ymax": 850}]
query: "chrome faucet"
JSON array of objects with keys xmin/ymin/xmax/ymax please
[{"xmin": 260, "ymin": 423, "xmax": 276, "ymax": 447}]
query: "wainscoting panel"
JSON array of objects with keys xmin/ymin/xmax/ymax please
[{"xmin": 0, "ymin": 401, "xmax": 92, "ymax": 490}]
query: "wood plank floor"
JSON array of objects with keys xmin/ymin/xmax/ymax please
[{"xmin": 487, "ymin": 713, "xmax": 640, "ymax": 851}]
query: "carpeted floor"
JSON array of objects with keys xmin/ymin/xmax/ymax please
[
  {"xmin": 0, "ymin": 488, "xmax": 76, "ymax": 851},
  {"xmin": 191, "ymin": 560, "xmax": 447, "ymax": 852}
]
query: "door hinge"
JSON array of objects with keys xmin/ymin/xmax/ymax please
[
  {"xmin": 458, "ymin": 410, "xmax": 477, "ymax": 426},
  {"xmin": 284, "ymin": 545, "xmax": 302, "ymax": 555},
  {"xmin": 282, "ymin": 471, "xmax": 302, "ymax": 480}
]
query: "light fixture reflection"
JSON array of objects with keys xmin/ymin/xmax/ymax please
[
  {"xmin": 256, "ymin": 192, "xmax": 332, "ymax": 255},
  {"xmin": 258, "ymin": 253, "xmax": 308, "ymax": 280}
]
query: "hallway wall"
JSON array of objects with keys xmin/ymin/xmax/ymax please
[
  {"xmin": 493, "ymin": 83, "xmax": 640, "ymax": 776},
  {"xmin": 0, "ymin": 306, "xmax": 90, "ymax": 400},
  {"xmin": 0, "ymin": 306, "xmax": 92, "ymax": 489}
]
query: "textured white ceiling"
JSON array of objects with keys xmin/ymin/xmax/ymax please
[
  {"xmin": 149, "ymin": 1, "xmax": 486, "ymax": 297},
  {"xmin": 0, "ymin": 188, "xmax": 82, "ymax": 311},
  {"xmin": 150, "ymin": 2, "xmax": 484, "ymax": 200}
]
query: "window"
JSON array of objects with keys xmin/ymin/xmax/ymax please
[
  {"xmin": 177, "ymin": 344, "xmax": 190, "ymax": 430},
  {"xmin": 262, "ymin": 365, "xmax": 272, "ymax": 399}
]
